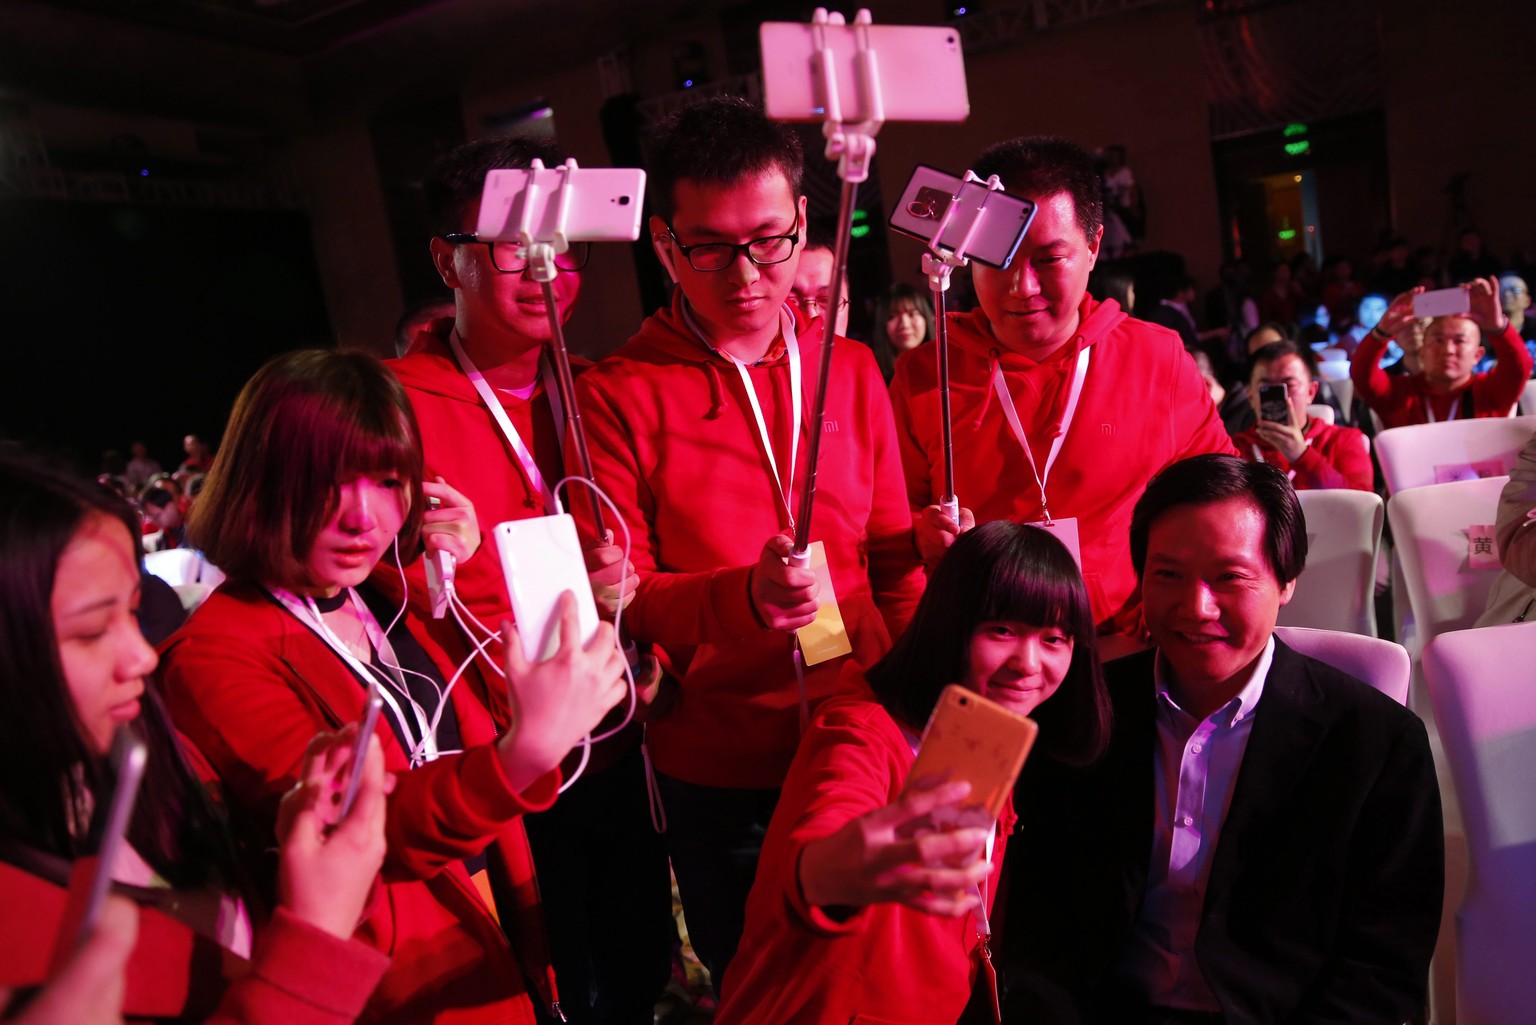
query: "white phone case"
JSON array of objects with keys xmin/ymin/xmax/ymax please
[
  {"xmin": 1412, "ymin": 286, "xmax": 1470, "ymax": 319},
  {"xmin": 494, "ymin": 514, "xmax": 601, "ymax": 663},
  {"xmin": 759, "ymin": 21, "xmax": 969, "ymax": 124},
  {"xmin": 477, "ymin": 167, "xmax": 646, "ymax": 244},
  {"xmin": 888, "ymin": 165, "xmax": 1038, "ymax": 269}
]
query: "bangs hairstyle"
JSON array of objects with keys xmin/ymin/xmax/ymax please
[
  {"xmin": 423, "ymin": 135, "xmax": 570, "ymax": 237},
  {"xmin": 191, "ymin": 349, "xmax": 426, "ymax": 590},
  {"xmin": 866, "ymin": 520, "xmax": 1110, "ymax": 766},
  {"xmin": 645, "ymin": 95, "xmax": 804, "ymax": 224},
  {"xmin": 972, "ymin": 135, "xmax": 1104, "ymax": 244},
  {"xmin": 1130, "ymin": 454, "xmax": 1307, "ymax": 586},
  {"xmin": 0, "ymin": 452, "xmax": 239, "ymax": 889}
]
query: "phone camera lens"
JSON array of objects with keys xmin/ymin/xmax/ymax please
[
  {"xmin": 959, "ymin": 696, "xmax": 969, "ymax": 705},
  {"xmin": 617, "ymin": 195, "xmax": 631, "ymax": 205}
]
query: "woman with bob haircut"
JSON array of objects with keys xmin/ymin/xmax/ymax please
[
  {"xmin": 716, "ymin": 520, "xmax": 1111, "ymax": 1024},
  {"xmin": 157, "ymin": 349, "xmax": 627, "ymax": 1025},
  {"xmin": 0, "ymin": 451, "xmax": 392, "ymax": 1024},
  {"xmin": 870, "ymin": 283, "xmax": 937, "ymax": 382}
]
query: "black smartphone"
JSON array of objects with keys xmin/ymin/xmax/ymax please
[{"xmin": 1258, "ymin": 383, "xmax": 1290, "ymax": 424}]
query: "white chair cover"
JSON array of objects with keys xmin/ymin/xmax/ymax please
[
  {"xmin": 1273, "ymin": 625, "xmax": 1409, "ymax": 705},
  {"xmin": 1281, "ymin": 490, "xmax": 1383, "ymax": 636},
  {"xmin": 1375, "ymin": 416, "xmax": 1536, "ymax": 495}
]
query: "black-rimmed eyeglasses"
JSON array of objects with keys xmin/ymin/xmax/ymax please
[
  {"xmin": 665, "ymin": 219, "xmax": 800, "ymax": 273},
  {"xmin": 442, "ymin": 233, "xmax": 590, "ymax": 274}
]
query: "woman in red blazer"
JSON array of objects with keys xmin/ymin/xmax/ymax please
[
  {"xmin": 157, "ymin": 349, "xmax": 626, "ymax": 1025},
  {"xmin": 0, "ymin": 453, "xmax": 391, "ymax": 1024}
]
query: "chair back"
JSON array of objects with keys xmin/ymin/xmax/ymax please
[
  {"xmin": 1281, "ymin": 490, "xmax": 1383, "ymax": 636},
  {"xmin": 1374, "ymin": 416, "xmax": 1536, "ymax": 495},
  {"xmin": 1422, "ymin": 622, "xmax": 1536, "ymax": 1025},
  {"xmin": 143, "ymin": 549, "xmax": 225, "ymax": 608},
  {"xmin": 1387, "ymin": 476, "xmax": 1508, "ymax": 656},
  {"xmin": 1306, "ymin": 403, "xmax": 1335, "ymax": 426},
  {"xmin": 1273, "ymin": 625, "xmax": 1409, "ymax": 705},
  {"xmin": 1520, "ymin": 379, "xmax": 1536, "ymax": 416}
]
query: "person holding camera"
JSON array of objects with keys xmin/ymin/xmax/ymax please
[{"xmin": 1232, "ymin": 340, "xmax": 1372, "ymax": 491}]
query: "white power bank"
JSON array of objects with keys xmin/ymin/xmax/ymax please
[{"xmin": 494, "ymin": 514, "xmax": 601, "ymax": 663}]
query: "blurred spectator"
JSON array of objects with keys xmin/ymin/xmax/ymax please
[
  {"xmin": 1499, "ymin": 274, "xmax": 1536, "ymax": 370},
  {"xmin": 1321, "ymin": 256, "xmax": 1363, "ymax": 324},
  {"xmin": 1090, "ymin": 267, "xmax": 1136, "ymax": 314},
  {"xmin": 394, "ymin": 295, "xmax": 456, "ymax": 358},
  {"xmin": 178, "ymin": 434, "xmax": 212, "ymax": 475},
  {"xmin": 790, "ymin": 224, "xmax": 851, "ymax": 337},
  {"xmin": 869, "ymin": 283, "xmax": 934, "ymax": 383},
  {"xmin": 1233, "ymin": 340, "xmax": 1372, "ymax": 491},
  {"xmin": 124, "ymin": 440, "xmax": 162, "ymax": 490},
  {"xmin": 1448, "ymin": 228, "xmax": 1501, "ymax": 284},
  {"xmin": 1369, "ymin": 235, "xmax": 1418, "ymax": 296},
  {"xmin": 1256, "ymin": 262, "xmax": 1299, "ymax": 327},
  {"xmin": 1145, "ymin": 275, "xmax": 1201, "ymax": 350},
  {"xmin": 139, "ymin": 478, "xmax": 186, "ymax": 551},
  {"xmin": 1475, "ymin": 430, "xmax": 1536, "ymax": 627},
  {"xmin": 1098, "ymin": 144, "xmax": 1143, "ymax": 259}
]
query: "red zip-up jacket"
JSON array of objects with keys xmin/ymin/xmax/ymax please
[
  {"xmin": 890, "ymin": 296, "xmax": 1236, "ymax": 626},
  {"xmin": 1233, "ymin": 418, "xmax": 1373, "ymax": 491},
  {"xmin": 574, "ymin": 294, "xmax": 924, "ymax": 788}
]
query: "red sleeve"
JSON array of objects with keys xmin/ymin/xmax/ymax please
[
  {"xmin": 573, "ymin": 371, "xmax": 763, "ymax": 647},
  {"xmin": 1351, "ymin": 330, "xmax": 1398, "ymax": 418},
  {"xmin": 1473, "ymin": 321, "xmax": 1534, "ymax": 415},
  {"xmin": 204, "ymin": 908, "xmax": 389, "ymax": 1025},
  {"xmin": 160, "ymin": 629, "xmax": 556, "ymax": 885},
  {"xmin": 856, "ymin": 353, "xmax": 925, "ymax": 641},
  {"xmin": 1292, "ymin": 427, "xmax": 1374, "ymax": 491},
  {"xmin": 775, "ymin": 704, "xmax": 906, "ymax": 937}
]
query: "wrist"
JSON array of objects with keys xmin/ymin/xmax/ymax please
[{"xmin": 1370, "ymin": 324, "xmax": 1391, "ymax": 341}]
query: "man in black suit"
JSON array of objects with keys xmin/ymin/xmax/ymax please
[{"xmin": 1000, "ymin": 454, "xmax": 1443, "ymax": 1025}]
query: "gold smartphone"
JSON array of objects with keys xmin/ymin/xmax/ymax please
[{"xmin": 902, "ymin": 685, "xmax": 1039, "ymax": 819}]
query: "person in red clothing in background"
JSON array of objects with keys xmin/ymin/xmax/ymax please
[
  {"xmin": 890, "ymin": 135, "xmax": 1235, "ymax": 640},
  {"xmin": 574, "ymin": 95, "xmax": 924, "ymax": 992},
  {"xmin": 1234, "ymin": 340, "xmax": 1373, "ymax": 491},
  {"xmin": 1351, "ymin": 276, "xmax": 1531, "ymax": 428},
  {"xmin": 383, "ymin": 136, "xmax": 672, "ymax": 1025}
]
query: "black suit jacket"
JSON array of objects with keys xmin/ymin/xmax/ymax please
[{"xmin": 999, "ymin": 638, "xmax": 1444, "ymax": 1025}]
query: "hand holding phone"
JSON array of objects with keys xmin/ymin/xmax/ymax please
[
  {"xmin": 1258, "ymin": 383, "xmax": 1291, "ymax": 424},
  {"xmin": 335, "ymin": 686, "xmax": 384, "ymax": 825},
  {"xmin": 1413, "ymin": 286, "xmax": 1470, "ymax": 319},
  {"xmin": 900, "ymin": 685, "xmax": 1039, "ymax": 819}
]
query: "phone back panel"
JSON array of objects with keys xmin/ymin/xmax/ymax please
[
  {"xmin": 760, "ymin": 22, "xmax": 969, "ymax": 123},
  {"xmin": 904, "ymin": 685, "xmax": 1038, "ymax": 818}
]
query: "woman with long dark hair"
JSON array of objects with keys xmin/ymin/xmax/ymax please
[
  {"xmin": 871, "ymin": 283, "xmax": 937, "ymax": 382},
  {"xmin": 0, "ymin": 452, "xmax": 390, "ymax": 1023},
  {"xmin": 716, "ymin": 520, "xmax": 1111, "ymax": 1024},
  {"xmin": 157, "ymin": 349, "xmax": 626, "ymax": 1025}
]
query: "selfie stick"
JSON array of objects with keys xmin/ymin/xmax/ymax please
[
  {"xmin": 511, "ymin": 158, "xmax": 607, "ymax": 539},
  {"xmin": 790, "ymin": 7, "xmax": 884, "ymax": 568},
  {"xmin": 919, "ymin": 171, "xmax": 1008, "ymax": 527}
]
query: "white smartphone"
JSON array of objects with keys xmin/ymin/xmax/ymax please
[
  {"xmin": 1413, "ymin": 286, "xmax": 1470, "ymax": 319},
  {"xmin": 494, "ymin": 514, "xmax": 601, "ymax": 663},
  {"xmin": 759, "ymin": 21, "xmax": 969, "ymax": 123},
  {"xmin": 889, "ymin": 165, "xmax": 1038, "ymax": 269},
  {"xmin": 335, "ymin": 683, "xmax": 384, "ymax": 825},
  {"xmin": 476, "ymin": 166, "xmax": 646, "ymax": 244}
]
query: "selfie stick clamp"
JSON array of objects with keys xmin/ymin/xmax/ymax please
[
  {"xmin": 511, "ymin": 157, "xmax": 607, "ymax": 538},
  {"xmin": 918, "ymin": 171, "xmax": 1006, "ymax": 527},
  {"xmin": 791, "ymin": 7, "xmax": 884, "ymax": 569}
]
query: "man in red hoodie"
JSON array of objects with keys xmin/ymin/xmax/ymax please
[
  {"xmin": 574, "ymin": 96, "xmax": 924, "ymax": 991},
  {"xmin": 382, "ymin": 136, "xmax": 673, "ymax": 1025},
  {"xmin": 890, "ymin": 136, "xmax": 1235, "ymax": 634},
  {"xmin": 1233, "ymin": 339, "xmax": 1373, "ymax": 491}
]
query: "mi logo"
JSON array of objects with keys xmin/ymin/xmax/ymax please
[
  {"xmin": 824, "ymin": 420, "xmax": 840, "ymax": 433},
  {"xmin": 1100, "ymin": 423, "xmax": 1115, "ymax": 437}
]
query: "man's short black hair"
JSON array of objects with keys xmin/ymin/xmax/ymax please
[
  {"xmin": 1248, "ymin": 339, "xmax": 1313, "ymax": 380},
  {"xmin": 971, "ymin": 135, "xmax": 1104, "ymax": 244},
  {"xmin": 1130, "ymin": 454, "xmax": 1308, "ymax": 586},
  {"xmin": 645, "ymin": 96, "xmax": 804, "ymax": 224},
  {"xmin": 803, "ymin": 221, "xmax": 837, "ymax": 254},
  {"xmin": 423, "ymin": 135, "xmax": 569, "ymax": 237}
]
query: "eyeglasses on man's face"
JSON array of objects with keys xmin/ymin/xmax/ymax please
[
  {"xmin": 791, "ymin": 291, "xmax": 851, "ymax": 317},
  {"xmin": 664, "ymin": 218, "xmax": 800, "ymax": 273},
  {"xmin": 441, "ymin": 233, "xmax": 590, "ymax": 274}
]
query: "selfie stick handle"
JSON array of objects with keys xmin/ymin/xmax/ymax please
[
  {"xmin": 920, "ymin": 172, "xmax": 1006, "ymax": 527},
  {"xmin": 516, "ymin": 158, "xmax": 608, "ymax": 539},
  {"xmin": 792, "ymin": 8, "xmax": 883, "ymax": 560}
]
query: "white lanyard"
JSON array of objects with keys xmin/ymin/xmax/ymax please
[
  {"xmin": 974, "ymin": 822, "xmax": 998, "ymax": 937},
  {"xmin": 989, "ymin": 346, "xmax": 1092, "ymax": 522},
  {"xmin": 1249, "ymin": 444, "xmax": 1298, "ymax": 482},
  {"xmin": 447, "ymin": 330, "xmax": 564, "ymax": 515},
  {"xmin": 267, "ymin": 586, "xmax": 440, "ymax": 765},
  {"xmin": 1425, "ymin": 392, "xmax": 1461, "ymax": 424},
  {"xmin": 683, "ymin": 303, "xmax": 802, "ymax": 531}
]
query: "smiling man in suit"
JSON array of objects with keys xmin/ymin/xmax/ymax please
[{"xmin": 1002, "ymin": 454, "xmax": 1443, "ymax": 1025}]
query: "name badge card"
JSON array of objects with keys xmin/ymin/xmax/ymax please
[
  {"xmin": 796, "ymin": 540, "xmax": 853, "ymax": 666},
  {"xmin": 1027, "ymin": 516, "xmax": 1082, "ymax": 569},
  {"xmin": 1468, "ymin": 524, "xmax": 1500, "ymax": 570}
]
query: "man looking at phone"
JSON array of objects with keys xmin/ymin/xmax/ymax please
[
  {"xmin": 1350, "ymin": 276, "xmax": 1531, "ymax": 428},
  {"xmin": 574, "ymin": 95, "xmax": 923, "ymax": 990},
  {"xmin": 889, "ymin": 135, "xmax": 1234, "ymax": 635},
  {"xmin": 380, "ymin": 136, "xmax": 673, "ymax": 1025},
  {"xmin": 1232, "ymin": 340, "xmax": 1371, "ymax": 491},
  {"xmin": 1002, "ymin": 454, "xmax": 1443, "ymax": 1025}
]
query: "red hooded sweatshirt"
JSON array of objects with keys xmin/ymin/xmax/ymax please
[
  {"xmin": 574, "ymin": 294, "xmax": 924, "ymax": 789},
  {"xmin": 889, "ymin": 296, "xmax": 1236, "ymax": 625}
]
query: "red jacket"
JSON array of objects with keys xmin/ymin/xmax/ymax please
[
  {"xmin": 716, "ymin": 686, "xmax": 1014, "ymax": 1024},
  {"xmin": 380, "ymin": 323, "xmax": 578, "ymax": 724},
  {"xmin": 1350, "ymin": 321, "xmax": 1533, "ymax": 428},
  {"xmin": 889, "ymin": 296, "xmax": 1236, "ymax": 625},
  {"xmin": 1232, "ymin": 418, "xmax": 1374, "ymax": 491},
  {"xmin": 159, "ymin": 584, "xmax": 562, "ymax": 1025},
  {"xmin": 574, "ymin": 295, "xmax": 924, "ymax": 788},
  {"xmin": 0, "ymin": 859, "xmax": 387, "ymax": 1025}
]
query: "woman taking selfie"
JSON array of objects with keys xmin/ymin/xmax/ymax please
[
  {"xmin": 0, "ymin": 453, "xmax": 391, "ymax": 1024},
  {"xmin": 716, "ymin": 520, "xmax": 1111, "ymax": 1024},
  {"xmin": 157, "ymin": 349, "xmax": 627, "ymax": 1025}
]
